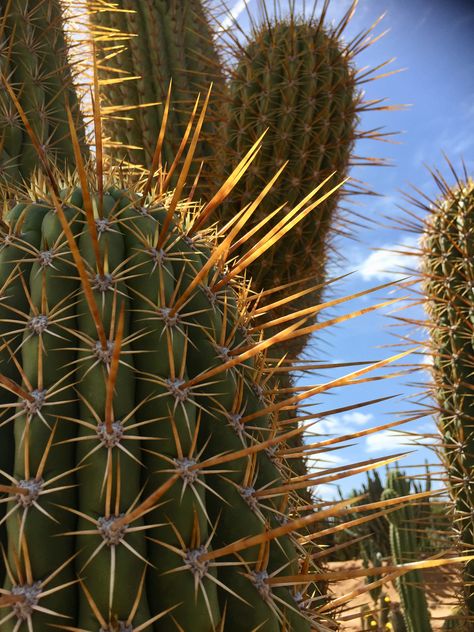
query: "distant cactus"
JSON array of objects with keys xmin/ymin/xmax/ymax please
[
  {"xmin": 382, "ymin": 469, "xmax": 432, "ymax": 632},
  {"xmin": 390, "ymin": 602, "xmax": 408, "ymax": 632},
  {"xmin": 0, "ymin": 0, "xmax": 86, "ymax": 184},
  {"xmin": 420, "ymin": 170, "xmax": 474, "ymax": 623},
  {"xmin": 442, "ymin": 606, "xmax": 468, "ymax": 631},
  {"xmin": 361, "ymin": 592, "xmax": 391, "ymax": 631}
]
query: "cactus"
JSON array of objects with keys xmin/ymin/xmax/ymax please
[
  {"xmin": 0, "ymin": 167, "xmax": 324, "ymax": 629},
  {"xmin": 389, "ymin": 603, "xmax": 407, "ymax": 632},
  {"xmin": 90, "ymin": 0, "xmax": 227, "ymax": 193},
  {"xmin": 0, "ymin": 55, "xmax": 418, "ymax": 627},
  {"xmin": 381, "ymin": 469, "xmax": 432, "ymax": 632},
  {"xmin": 362, "ymin": 544, "xmax": 383, "ymax": 604},
  {"xmin": 419, "ymin": 171, "xmax": 474, "ymax": 623},
  {"xmin": 0, "ymin": 169, "xmax": 320, "ymax": 629},
  {"xmin": 216, "ymin": 3, "xmax": 392, "ymax": 359},
  {"xmin": 0, "ymin": 0, "xmax": 86, "ymax": 184},
  {"xmin": 442, "ymin": 606, "xmax": 468, "ymax": 631},
  {"xmin": 361, "ymin": 592, "xmax": 391, "ymax": 631}
]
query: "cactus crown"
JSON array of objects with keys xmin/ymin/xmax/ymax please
[{"xmin": 214, "ymin": 0, "xmax": 397, "ymax": 360}]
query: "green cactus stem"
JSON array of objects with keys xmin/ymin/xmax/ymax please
[
  {"xmin": 381, "ymin": 469, "xmax": 432, "ymax": 632},
  {"xmin": 0, "ymin": 68, "xmax": 400, "ymax": 626},
  {"xmin": 90, "ymin": 0, "xmax": 227, "ymax": 195},
  {"xmin": 419, "ymin": 170, "xmax": 474, "ymax": 626},
  {"xmin": 216, "ymin": 2, "xmax": 394, "ymax": 360},
  {"xmin": 0, "ymin": 0, "xmax": 86, "ymax": 185}
]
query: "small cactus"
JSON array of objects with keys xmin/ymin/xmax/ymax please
[{"xmin": 382, "ymin": 469, "xmax": 432, "ymax": 632}]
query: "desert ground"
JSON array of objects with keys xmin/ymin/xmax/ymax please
[{"xmin": 326, "ymin": 560, "xmax": 460, "ymax": 630}]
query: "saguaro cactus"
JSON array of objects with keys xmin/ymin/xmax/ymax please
[
  {"xmin": 381, "ymin": 469, "xmax": 432, "ymax": 632},
  {"xmin": 0, "ymin": 0, "xmax": 86, "ymax": 184},
  {"xmin": 420, "ymin": 170, "xmax": 474, "ymax": 626}
]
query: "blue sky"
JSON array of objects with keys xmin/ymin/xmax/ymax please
[{"xmin": 219, "ymin": 0, "xmax": 474, "ymax": 497}]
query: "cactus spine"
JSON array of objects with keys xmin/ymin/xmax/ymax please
[
  {"xmin": 0, "ymin": 0, "xmax": 86, "ymax": 184},
  {"xmin": 420, "ymin": 171, "xmax": 474, "ymax": 626},
  {"xmin": 381, "ymin": 469, "xmax": 432, "ymax": 632},
  {"xmin": 90, "ymin": 0, "xmax": 226, "ymax": 192}
]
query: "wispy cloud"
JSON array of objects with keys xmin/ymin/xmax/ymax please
[
  {"xmin": 358, "ymin": 236, "xmax": 420, "ymax": 282},
  {"xmin": 313, "ymin": 483, "xmax": 339, "ymax": 500},
  {"xmin": 342, "ymin": 411, "xmax": 374, "ymax": 426},
  {"xmin": 312, "ymin": 411, "xmax": 374, "ymax": 438},
  {"xmin": 365, "ymin": 430, "xmax": 416, "ymax": 453},
  {"xmin": 220, "ymin": 0, "xmax": 251, "ymax": 30}
]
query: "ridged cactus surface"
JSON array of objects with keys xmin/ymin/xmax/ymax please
[
  {"xmin": 420, "ymin": 174, "xmax": 474, "ymax": 624},
  {"xmin": 0, "ymin": 156, "xmax": 348, "ymax": 629},
  {"xmin": 91, "ymin": 0, "xmax": 226, "ymax": 189},
  {"xmin": 0, "ymin": 0, "xmax": 85, "ymax": 184},
  {"xmin": 381, "ymin": 470, "xmax": 432, "ymax": 632},
  {"xmin": 217, "ymin": 11, "xmax": 360, "ymax": 358}
]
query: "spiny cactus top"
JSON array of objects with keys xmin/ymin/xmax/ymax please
[
  {"xmin": 0, "ymin": 0, "xmax": 86, "ymax": 184},
  {"xmin": 215, "ymin": 3, "xmax": 393, "ymax": 360},
  {"xmin": 420, "ymin": 172, "xmax": 474, "ymax": 623}
]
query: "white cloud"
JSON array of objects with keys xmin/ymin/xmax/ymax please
[
  {"xmin": 311, "ymin": 415, "xmax": 343, "ymax": 436},
  {"xmin": 358, "ymin": 236, "xmax": 420, "ymax": 282},
  {"xmin": 365, "ymin": 430, "xmax": 416, "ymax": 453},
  {"xmin": 340, "ymin": 411, "xmax": 373, "ymax": 426},
  {"xmin": 220, "ymin": 0, "xmax": 251, "ymax": 30},
  {"xmin": 312, "ymin": 411, "xmax": 374, "ymax": 439},
  {"xmin": 309, "ymin": 452, "xmax": 346, "ymax": 467},
  {"xmin": 313, "ymin": 484, "xmax": 339, "ymax": 500}
]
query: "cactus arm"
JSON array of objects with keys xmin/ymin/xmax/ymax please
[
  {"xmin": 91, "ymin": 0, "xmax": 226, "ymax": 193},
  {"xmin": 219, "ymin": 19, "xmax": 359, "ymax": 360}
]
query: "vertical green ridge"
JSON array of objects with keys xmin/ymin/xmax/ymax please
[
  {"xmin": 382, "ymin": 469, "xmax": 432, "ymax": 632},
  {"xmin": 0, "ymin": 0, "xmax": 86, "ymax": 185},
  {"xmin": 91, "ymin": 0, "xmax": 227, "ymax": 195},
  {"xmin": 421, "ymin": 175, "xmax": 474, "ymax": 624}
]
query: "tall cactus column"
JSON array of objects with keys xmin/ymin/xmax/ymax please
[
  {"xmin": 0, "ymin": 0, "xmax": 86, "ymax": 184},
  {"xmin": 90, "ymin": 0, "xmax": 227, "ymax": 192},
  {"xmin": 381, "ymin": 469, "xmax": 432, "ymax": 632},
  {"xmin": 421, "ymin": 174, "xmax": 474, "ymax": 623},
  {"xmin": 219, "ymin": 14, "xmax": 360, "ymax": 358}
]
